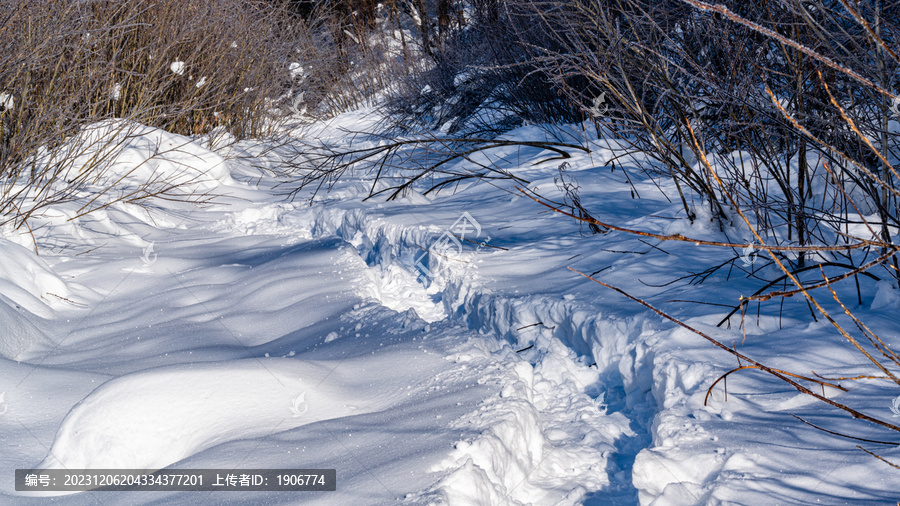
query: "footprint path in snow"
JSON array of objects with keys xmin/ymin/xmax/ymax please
[{"xmin": 228, "ymin": 202, "xmax": 658, "ymax": 504}]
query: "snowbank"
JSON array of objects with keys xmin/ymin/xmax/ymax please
[
  {"xmin": 54, "ymin": 120, "xmax": 236, "ymax": 191},
  {"xmin": 38, "ymin": 356, "xmax": 409, "ymax": 472}
]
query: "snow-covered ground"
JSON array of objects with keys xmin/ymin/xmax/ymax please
[{"xmin": 1, "ymin": 111, "xmax": 899, "ymax": 505}]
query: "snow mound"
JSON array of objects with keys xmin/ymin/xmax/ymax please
[
  {"xmin": 54, "ymin": 119, "xmax": 236, "ymax": 191},
  {"xmin": 0, "ymin": 238, "xmax": 71, "ymax": 319},
  {"xmin": 37, "ymin": 357, "xmax": 401, "ymax": 472}
]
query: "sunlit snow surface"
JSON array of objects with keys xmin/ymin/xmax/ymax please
[{"xmin": 0, "ymin": 111, "xmax": 898, "ymax": 504}]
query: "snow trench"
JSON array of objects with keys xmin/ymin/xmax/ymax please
[{"xmin": 227, "ymin": 203, "xmax": 667, "ymax": 503}]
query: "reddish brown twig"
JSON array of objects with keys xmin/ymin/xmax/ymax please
[
  {"xmin": 568, "ymin": 267, "xmax": 900, "ymax": 434},
  {"xmin": 705, "ymin": 365, "xmax": 846, "ymax": 406}
]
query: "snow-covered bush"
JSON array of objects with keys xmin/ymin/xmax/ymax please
[
  {"xmin": 513, "ymin": 0, "xmax": 900, "ymax": 280},
  {"xmin": 0, "ymin": 0, "xmax": 302, "ymax": 231},
  {"xmin": 512, "ymin": 0, "xmax": 900, "ymax": 463}
]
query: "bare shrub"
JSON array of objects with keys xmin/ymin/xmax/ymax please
[
  {"xmin": 0, "ymin": 0, "xmax": 302, "ymax": 233},
  {"xmin": 274, "ymin": 1, "xmax": 433, "ymax": 117},
  {"xmin": 516, "ymin": 0, "xmax": 900, "ymax": 464},
  {"xmin": 385, "ymin": 0, "xmax": 585, "ymax": 135},
  {"xmin": 520, "ymin": 0, "xmax": 900, "ymax": 277}
]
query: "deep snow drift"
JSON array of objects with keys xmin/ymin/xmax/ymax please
[{"xmin": 1, "ymin": 112, "xmax": 899, "ymax": 505}]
